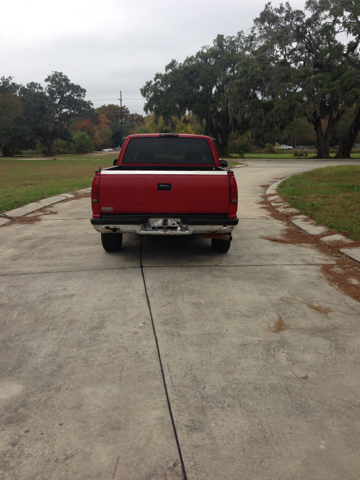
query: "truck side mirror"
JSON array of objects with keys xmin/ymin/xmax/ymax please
[
  {"xmin": 113, "ymin": 159, "xmax": 118, "ymax": 166},
  {"xmin": 220, "ymin": 159, "xmax": 228, "ymax": 168}
]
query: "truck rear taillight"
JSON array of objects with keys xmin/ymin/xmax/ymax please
[
  {"xmin": 228, "ymin": 172, "xmax": 238, "ymax": 218},
  {"xmin": 91, "ymin": 171, "xmax": 101, "ymax": 217}
]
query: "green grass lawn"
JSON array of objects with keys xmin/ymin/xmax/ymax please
[
  {"xmin": 278, "ymin": 165, "xmax": 360, "ymax": 241},
  {"xmin": 0, "ymin": 154, "xmax": 116, "ymax": 214}
]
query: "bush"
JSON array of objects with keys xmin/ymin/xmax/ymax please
[
  {"xmin": 293, "ymin": 149, "xmax": 309, "ymax": 157},
  {"xmin": 54, "ymin": 138, "xmax": 72, "ymax": 154},
  {"xmin": 227, "ymin": 132, "xmax": 253, "ymax": 157},
  {"xmin": 71, "ymin": 132, "xmax": 94, "ymax": 154},
  {"xmin": 264, "ymin": 143, "xmax": 275, "ymax": 154}
]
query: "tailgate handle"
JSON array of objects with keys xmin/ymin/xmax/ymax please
[{"xmin": 158, "ymin": 183, "xmax": 171, "ymax": 191}]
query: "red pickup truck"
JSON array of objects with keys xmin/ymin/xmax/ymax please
[{"xmin": 91, "ymin": 133, "xmax": 238, "ymax": 252}]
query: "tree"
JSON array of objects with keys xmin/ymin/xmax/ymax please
[
  {"xmin": 0, "ymin": 77, "xmax": 25, "ymax": 155},
  {"xmin": 141, "ymin": 34, "xmax": 244, "ymax": 155},
  {"xmin": 325, "ymin": 0, "xmax": 360, "ymax": 158},
  {"xmin": 95, "ymin": 104, "xmax": 121, "ymax": 124},
  {"xmin": 226, "ymin": 34, "xmax": 290, "ymax": 147},
  {"xmin": 71, "ymin": 118, "xmax": 94, "ymax": 138},
  {"xmin": 235, "ymin": 1, "xmax": 360, "ymax": 158},
  {"xmin": 92, "ymin": 113, "xmax": 112, "ymax": 150},
  {"xmin": 102, "ymin": 105, "xmax": 144, "ymax": 146},
  {"xmin": 17, "ymin": 72, "xmax": 93, "ymax": 156},
  {"xmin": 282, "ymin": 116, "xmax": 316, "ymax": 146},
  {"xmin": 138, "ymin": 114, "xmax": 203, "ymax": 135}
]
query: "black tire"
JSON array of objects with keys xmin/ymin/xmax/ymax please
[
  {"xmin": 211, "ymin": 235, "xmax": 232, "ymax": 253},
  {"xmin": 101, "ymin": 233, "xmax": 123, "ymax": 252}
]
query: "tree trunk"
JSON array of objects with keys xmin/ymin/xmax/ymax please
[
  {"xmin": 335, "ymin": 107, "xmax": 360, "ymax": 159},
  {"xmin": 45, "ymin": 139, "xmax": 55, "ymax": 157},
  {"xmin": 313, "ymin": 110, "xmax": 342, "ymax": 159},
  {"xmin": 205, "ymin": 113, "xmax": 222, "ymax": 154},
  {"xmin": 313, "ymin": 116, "xmax": 329, "ymax": 158},
  {"xmin": 2, "ymin": 144, "xmax": 13, "ymax": 156},
  {"xmin": 220, "ymin": 111, "xmax": 231, "ymax": 156}
]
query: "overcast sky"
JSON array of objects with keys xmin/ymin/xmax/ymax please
[{"xmin": 2, "ymin": 0, "xmax": 306, "ymax": 115}]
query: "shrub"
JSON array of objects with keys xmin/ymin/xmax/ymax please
[
  {"xmin": 71, "ymin": 132, "xmax": 94, "ymax": 154},
  {"xmin": 54, "ymin": 138, "xmax": 72, "ymax": 154},
  {"xmin": 227, "ymin": 132, "xmax": 253, "ymax": 157},
  {"xmin": 264, "ymin": 143, "xmax": 275, "ymax": 154},
  {"xmin": 293, "ymin": 149, "xmax": 309, "ymax": 157}
]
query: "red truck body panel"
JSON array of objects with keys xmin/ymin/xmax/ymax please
[{"xmin": 98, "ymin": 170, "xmax": 230, "ymax": 215}]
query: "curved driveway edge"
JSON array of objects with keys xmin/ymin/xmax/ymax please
[
  {"xmin": 266, "ymin": 179, "xmax": 360, "ymax": 264},
  {"xmin": 0, "ymin": 188, "xmax": 91, "ymax": 224}
]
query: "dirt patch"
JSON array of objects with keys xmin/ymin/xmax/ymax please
[
  {"xmin": 261, "ymin": 191, "xmax": 360, "ymax": 303},
  {"xmin": 63, "ymin": 192, "xmax": 91, "ymax": 201},
  {"xmin": 280, "ymin": 297, "xmax": 334, "ymax": 315},
  {"xmin": 267, "ymin": 315, "xmax": 289, "ymax": 333},
  {"xmin": 14, "ymin": 216, "xmax": 42, "ymax": 224}
]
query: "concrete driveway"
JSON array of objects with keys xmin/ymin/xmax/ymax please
[{"xmin": 1, "ymin": 159, "xmax": 360, "ymax": 479}]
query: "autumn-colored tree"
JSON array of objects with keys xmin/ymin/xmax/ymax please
[
  {"xmin": 71, "ymin": 118, "xmax": 93, "ymax": 138},
  {"xmin": 92, "ymin": 113, "xmax": 112, "ymax": 150},
  {"xmin": 95, "ymin": 104, "xmax": 121, "ymax": 124}
]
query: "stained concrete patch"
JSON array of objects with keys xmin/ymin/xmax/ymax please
[{"xmin": 340, "ymin": 247, "xmax": 360, "ymax": 263}]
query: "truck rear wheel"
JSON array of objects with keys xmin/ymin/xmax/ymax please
[
  {"xmin": 211, "ymin": 235, "xmax": 232, "ymax": 253},
  {"xmin": 101, "ymin": 233, "xmax": 123, "ymax": 252}
]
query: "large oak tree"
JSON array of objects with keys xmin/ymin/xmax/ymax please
[{"xmin": 141, "ymin": 34, "xmax": 245, "ymax": 155}]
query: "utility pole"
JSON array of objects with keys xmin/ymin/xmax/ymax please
[{"xmin": 118, "ymin": 91, "xmax": 123, "ymax": 147}]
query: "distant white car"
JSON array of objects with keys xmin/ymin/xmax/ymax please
[
  {"xmin": 279, "ymin": 145, "xmax": 293, "ymax": 150},
  {"xmin": 102, "ymin": 148, "xmax": 114, "ymax": 152}
]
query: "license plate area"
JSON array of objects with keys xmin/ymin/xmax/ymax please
[{"xmin": 141, "ymin": 218, "xmax": 190, "ymax": 234}]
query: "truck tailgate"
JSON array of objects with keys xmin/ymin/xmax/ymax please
[{"xmin": 99, "ymin": 170, "xmax": 230, "ymax": 214}]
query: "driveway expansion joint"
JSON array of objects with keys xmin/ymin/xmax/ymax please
[{"xmin": 140, "ymin": 238, "xmax": 188, "ymax": 480}]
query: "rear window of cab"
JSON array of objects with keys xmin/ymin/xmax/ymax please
[{"xmin": 122, "ymin": 137, "xmax": 215, "ymax": 165}]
